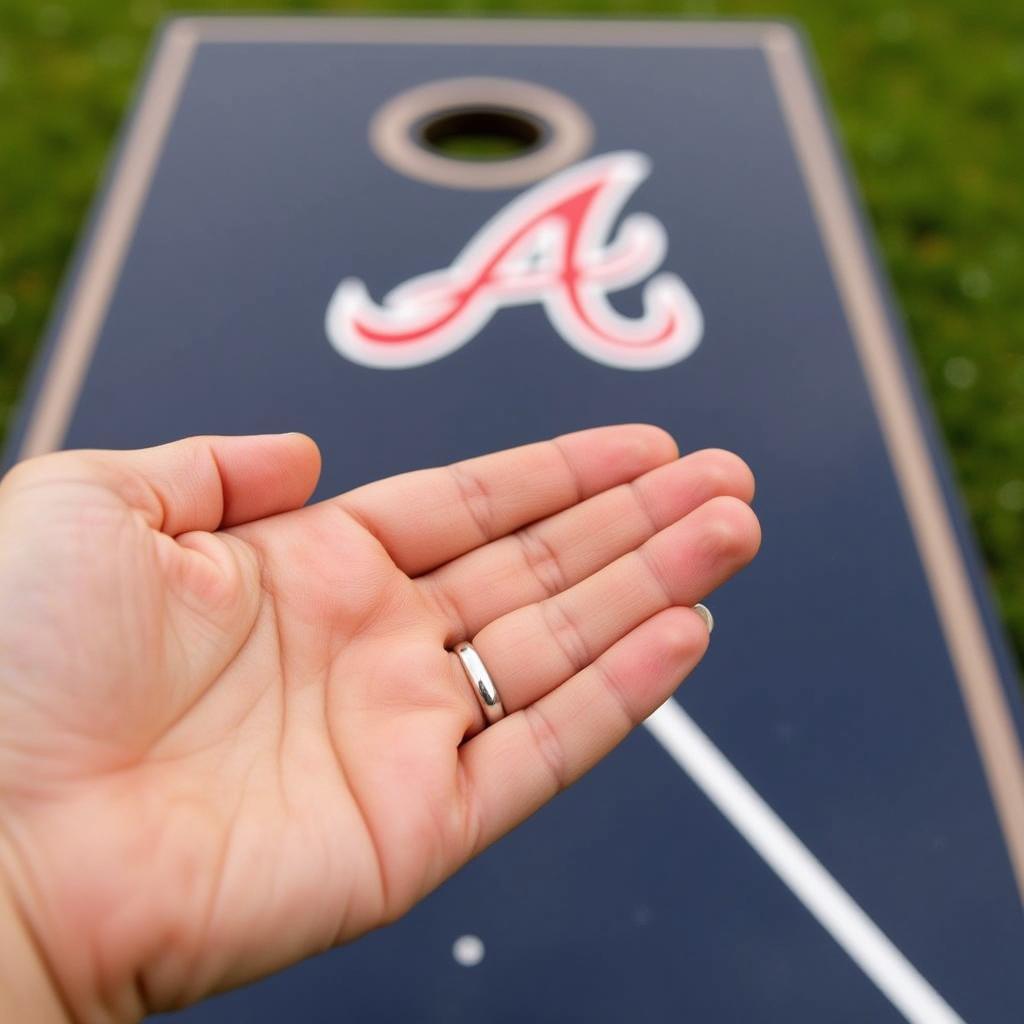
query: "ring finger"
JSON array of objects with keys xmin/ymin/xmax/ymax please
[{"xmin": 451, "ymin": 494, "xmax": 760, "ymax": 733}]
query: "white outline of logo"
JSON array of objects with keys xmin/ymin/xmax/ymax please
[{"xmin": 325, "ymin": 150, "xmax": 704, "ymax": 371}]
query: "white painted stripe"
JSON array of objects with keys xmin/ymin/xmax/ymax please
[{"xmin": 644, "ymin": 699, "xmax": 966, "ymax": 1024}]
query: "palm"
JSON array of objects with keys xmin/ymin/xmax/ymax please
[{"xmin": 0, "ymin": 428, "xmax": 758, "ymax": 1021}]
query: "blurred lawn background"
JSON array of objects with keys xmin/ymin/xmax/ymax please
[{"xmin": 0, "ymin": 1, "xmax": 1022, "ymax": 666}]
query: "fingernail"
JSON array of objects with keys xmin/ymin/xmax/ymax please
[{"xmin": 693, "ymin": 603, "xmax": 714, "ymax": 634}]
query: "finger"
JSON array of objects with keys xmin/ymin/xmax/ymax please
[
  {"xmin": 421, "ymin": 449, "xmax": 754, "ymax": 638},
  {"xmin": 9, "ymin": 434, "xmax": 322, "ymax": 535},
  {"xmin": 458, "ymin": 496, "xmax": 759, "ymax": 726},
  {"xmin": 335, "ymin": 424, "xmax": 678, "ymax": 575},
  {"xmin": 460, "ymin": 605, "xmax": 709, "ymax": 855}
]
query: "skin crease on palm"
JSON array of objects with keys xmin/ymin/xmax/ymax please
[{"xmin": 0, "ymin": 425, "xmax": 760, "ymax": 1023}]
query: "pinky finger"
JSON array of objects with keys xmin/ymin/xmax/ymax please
[{"xmin": 459, "ymin": 605, "xmax": 710, "ymax": 857}]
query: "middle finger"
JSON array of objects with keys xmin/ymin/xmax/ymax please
[{"xmin": 419, "ymin": 448, "xmax": 753, "ymax": 639}]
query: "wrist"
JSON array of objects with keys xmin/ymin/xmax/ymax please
[{"xmin": 0, "ymin": 869, "xmax": 71, "ymax": 1024}]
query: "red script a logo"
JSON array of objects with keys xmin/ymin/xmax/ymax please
[{"xmin": 325, "ymin": 151, "xmax": 703, "ymax": 371}]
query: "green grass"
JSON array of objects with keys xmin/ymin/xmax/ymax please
[{"xmin": 1, "ymin": 1, "xmax": 1022, "ymax": 668}]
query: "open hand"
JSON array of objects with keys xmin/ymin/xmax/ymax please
[{"xmin": 0, "ymin": 426, "xmax": 759, "ymax": 1021}]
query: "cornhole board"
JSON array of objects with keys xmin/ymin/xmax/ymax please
[{"xmin": 6, "ymin": 17, "xmax": 1024, "ymax": 1023}]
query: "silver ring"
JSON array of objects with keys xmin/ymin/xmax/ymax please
[{"xmin": 453, "ymin": 641, "xmax": 505, "ymax": 725}]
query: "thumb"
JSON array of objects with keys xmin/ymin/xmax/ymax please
[{"xmin": 4, "ymin": 433, "xmax": 322, "ymax": 536}]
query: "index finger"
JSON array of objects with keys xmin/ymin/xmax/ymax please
[{"xmin": 335, "ymin": 425, "xmax": 679, "ymax": 575}]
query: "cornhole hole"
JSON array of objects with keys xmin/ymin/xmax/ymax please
[{"xmin": 7, "ymin": 18, "xmax": 1024, "ymax": 1023}]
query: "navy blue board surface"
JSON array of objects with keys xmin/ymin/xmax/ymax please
[{"xmin": 7, "ymin": 18, "xmax": 1024, "ymax": 1022}]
